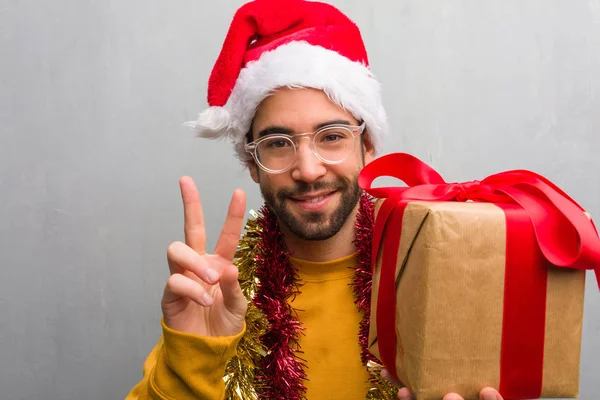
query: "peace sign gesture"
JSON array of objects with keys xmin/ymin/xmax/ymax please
[{"xmin": 161, "ymin": 177, "xmax": 248, "ymax": 337}]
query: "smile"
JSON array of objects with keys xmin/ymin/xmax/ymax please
[{"xmin": 288, "ymin": 191, "xmax": 336, "ymax": 211}]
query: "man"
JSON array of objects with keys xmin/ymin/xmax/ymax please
[{"xmin": 127, "ymin": 1, "xmax": 504, "ymax": 399}]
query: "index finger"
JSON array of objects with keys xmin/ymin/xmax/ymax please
[
  {"xmin": 179, "ymin": 176, "xmax": 206, "ymax": 254},
  {"xmin": 214, "ymin": 189, "xmax": 246, "ymax": 260}
]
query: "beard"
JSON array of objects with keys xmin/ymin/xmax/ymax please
[{"xmin": 259, "ymin": 174, "xmax": 362, "ymax": 241}]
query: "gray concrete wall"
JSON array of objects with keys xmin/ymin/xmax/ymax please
[{"xmin": 1, "ymin": 0, "xmax": 599, "ymax": 398}]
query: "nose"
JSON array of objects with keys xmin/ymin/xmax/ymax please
[{"xmin": 290, "ymin": 138, "xmax": 327, "ymax": 183}]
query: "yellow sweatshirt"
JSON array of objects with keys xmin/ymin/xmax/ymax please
[{"xmin": 126, "ymin": 253, "xmax": 370, "ymax": 399}]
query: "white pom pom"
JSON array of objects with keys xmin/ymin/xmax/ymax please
[{"xmin": 182, "ymin": 106, "xmax": 231, "ymax": 139}]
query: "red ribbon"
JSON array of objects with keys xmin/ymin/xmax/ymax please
[{"xmin": 359, "ymin": 153, "xmax": 600, "ymax": 398}]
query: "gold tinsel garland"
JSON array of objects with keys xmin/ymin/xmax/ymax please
[
  {"xmin": 224, "ymin": 210, "xmax": 267, "ymax": 399},
  {"xmin": 222, "ymin": 209, "xmax": 399, "ymax": 399},
  {"xmin": 366, "ymin": 361, "xmax": 403, "ymax": 399}
]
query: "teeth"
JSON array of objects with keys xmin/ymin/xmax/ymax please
[{"xmin": 306, "ymin": 196, "xmax": 325, "ymax": 203}]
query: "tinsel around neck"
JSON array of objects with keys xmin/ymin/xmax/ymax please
[{"xmin": 224, "ymin": 194, "xmax": 398, "ymax": 399}]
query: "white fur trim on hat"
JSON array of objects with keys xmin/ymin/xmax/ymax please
[
  {"xmin": 183, "ymin": 106, "xmax": 232, "ymax": 139},
  {"xmin": 185, "ymin": 41, "xmax": 388, "ymax": 162}
]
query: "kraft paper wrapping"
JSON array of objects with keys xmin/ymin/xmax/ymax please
[{"xmin": 368, "ymin": 201, "xmax": 586, "ymax": 400}]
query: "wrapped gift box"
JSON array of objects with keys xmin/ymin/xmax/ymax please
[{"xmin": 359, "ymin": 153, "xmax": 600, "ymax": 400}]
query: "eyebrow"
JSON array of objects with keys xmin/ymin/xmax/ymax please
[{"xmin": 257, "ymin": 119, "xmax": 353, "ymax": 138}]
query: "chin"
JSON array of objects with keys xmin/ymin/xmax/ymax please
[{"xmin": 285, "ymin": 206, "xmax": 353, "ymax": 241}]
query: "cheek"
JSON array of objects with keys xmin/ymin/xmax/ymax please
[
  {"xmin": 336, "ymin": 153, "xmax": 365, "ymax": 175},
  {"xmin": 258, "ymin": 170, "xmax": 294, "ymax": 189},
  {"xmin": 324, "ymin": 164, "xmax": 358, "ymax": 182}
]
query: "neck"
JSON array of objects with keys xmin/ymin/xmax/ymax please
[{"xmin": 279, "ymin": 205, "xmax": 359, "ymax": 262}]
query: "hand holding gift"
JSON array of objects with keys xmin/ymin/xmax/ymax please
[
  {"xmin": 383, "ymin": 369, "xmax": 503, "ymax": 400},
  {"xmin": 359, "ymin": 153, "xmax": 600, "ymax": 400}
]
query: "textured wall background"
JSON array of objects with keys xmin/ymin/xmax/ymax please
[{"xmin": 1, "ymin": 1, "xmax": 599, "ymax": 398}]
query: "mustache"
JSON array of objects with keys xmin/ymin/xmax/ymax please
[{"xmin": 276, "ymin": 180, "xmax": 348, "ymax": 200}]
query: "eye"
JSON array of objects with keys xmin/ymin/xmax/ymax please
[
  {"xmin": 318, "ymin": 128, "xmax": 350, "ymax": 144},
  {"xmin": 322, "ymin": 133, "xmax": 343, "ymax": 142},
  {"xmin": 263, "ymin": 138, "xmax": 292, "ymax": 149}
]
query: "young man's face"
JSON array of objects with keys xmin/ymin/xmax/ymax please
[{"xmin": 249, "ymin": 87, "xmax": 375, "ymax": 241}]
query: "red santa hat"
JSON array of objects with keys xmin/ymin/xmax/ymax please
[{"xmin": 184, "ymin": 0, "xmax": 388, "ymax": 162}]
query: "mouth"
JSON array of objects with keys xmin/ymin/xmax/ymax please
[{"xmin": 287, "ymin": 191, "xmax": 337, "ymax": 211}]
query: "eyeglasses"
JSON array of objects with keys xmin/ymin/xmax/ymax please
[{"xmin": 245, "ymin": 122, "xmax": 366, "ymax": 174}]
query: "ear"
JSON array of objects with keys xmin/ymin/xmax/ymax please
[
  {"xmin": 245, "ymin": 125, "xmax": 261, "ymax": 183},
  {"xmin": 248, "ymin": 159, "xmax": 260, "ymax": 183},
  {"xmin": 362, "ymin": 131, "xmax": 376, "ymax": 164}
]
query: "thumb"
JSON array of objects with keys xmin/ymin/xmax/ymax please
[
  {"xmin": 220, "ymin": 264, "xmax": 248, "ymax": 317},
  {"xmin": 381, "ymin": 368, "xmax": 404, "ymax": 388}
]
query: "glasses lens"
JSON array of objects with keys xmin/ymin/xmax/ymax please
[
  {"xmin": 256, "ymin": 136, "xmax": 296, "ymax": 172},
  {"xmin": 314, "ymin": 127, "xmax": 355, "ymax": 162}
]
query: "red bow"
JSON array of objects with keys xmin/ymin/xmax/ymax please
[{"xmin": 359, "ymin": 153, "xmax": 600, "ymax": 288}]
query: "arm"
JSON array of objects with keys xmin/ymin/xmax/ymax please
[
  {"xmin": 126, "ymin": 322, "xmax": 245, "ymax": 400},
  {"xmin": 127, "ymin": 177, "xmax": 248, "ymax": 399}
]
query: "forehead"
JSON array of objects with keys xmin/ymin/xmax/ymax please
[{"xmin": 252, "ymin": 87, "xmax": 359, "ymax": 136}]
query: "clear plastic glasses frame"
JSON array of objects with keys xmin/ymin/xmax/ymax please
[{"xmin": 244, "ymin": 122, "xmax": 366, "ymax": 174}]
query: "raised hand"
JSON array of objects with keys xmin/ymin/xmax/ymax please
[{"xmin": 161, "ymin": 176, "xmax": 248, "ymax": 337}]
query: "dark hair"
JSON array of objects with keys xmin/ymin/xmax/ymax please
[{"xmin": 245, "ymin": 128, "xmax": 253, "ymax": 146}]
